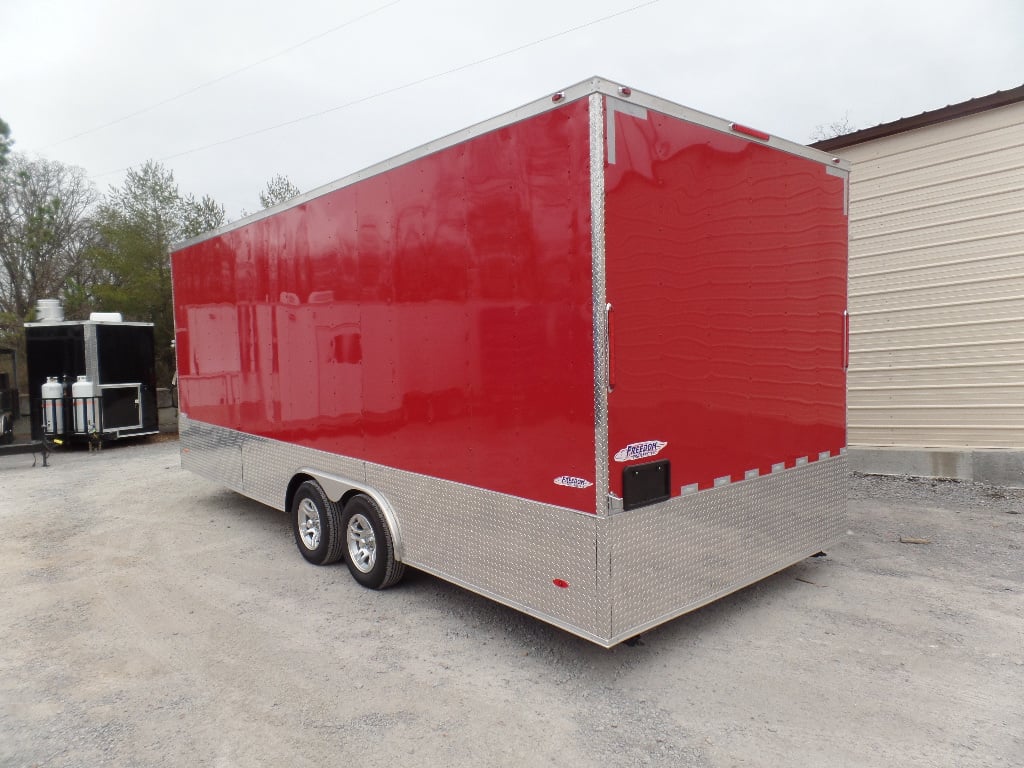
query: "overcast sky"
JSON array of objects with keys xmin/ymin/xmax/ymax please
[{"xmin": 3, "ymin": 0, "xmax": 1022, "ymax": 219}]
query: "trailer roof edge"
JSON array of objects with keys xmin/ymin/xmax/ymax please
[
  {"xmin": 173, "ymin": 76, "xmax": 849, "ymax": 251},
  {"xmin": 24, "ymin": 321, "xmax": 155, "ymax": 328}
]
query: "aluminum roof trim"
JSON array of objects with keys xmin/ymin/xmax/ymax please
[
  {"xmin": 173, "ymin": 76, "xmax": 849, "ymax": 251},
  {"xmin": 24, "ymin": 321, "xmax": 154, "ymax": 328}
]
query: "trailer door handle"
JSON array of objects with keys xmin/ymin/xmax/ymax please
[
  {"xmin": 606, "ymin": 303, "xmax": 615, "ymax": 392},
  {"xmin": 842, "ymin": 310, "xmax": 850, "ymax": 371}
]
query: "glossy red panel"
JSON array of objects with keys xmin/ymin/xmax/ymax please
[
  {"xmin": 604, "ymin": 99, "xmax": 848, "ymax": 496},
  {"xmin": 173, "ymin": 98, "xmax": 597, "ymax": 512}
]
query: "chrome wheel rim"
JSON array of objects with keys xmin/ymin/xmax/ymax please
[
  {"xmin": 347, "ymin": 513, "xmax": 376, "ymax": 573},
  {"xmin": 297, "ymin": 498, "xmax": 321, "ymax": 550}
]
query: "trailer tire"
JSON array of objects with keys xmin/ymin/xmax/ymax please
[
  {"xmin": 341, "ymin": 494, "xmax": 405, "ymax": 590},
  {"xmin": 291, "ymin": 480, "xmax": 344, "ymax": 566}
]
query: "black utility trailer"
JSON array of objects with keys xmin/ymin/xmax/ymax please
[
  {"xmin": 25, "ymin": 318, "xmax": 158, "ymax": 442},
  {"xmin": 0, "ymin": 347, "xmax": 19, "ymax": 444}
]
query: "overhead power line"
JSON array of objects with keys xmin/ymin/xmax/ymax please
[
  {"xmin": 45, "ymin": 0, "xmax": 404, "ymax": 150},
  {"xmin": 94, "ymin": 0, "xmax": 662, "ymax": 178}
]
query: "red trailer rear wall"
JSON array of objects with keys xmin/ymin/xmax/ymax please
[
  {"xmin": 173, "ymin": 99, "xmax": 598, "ymax": 512},
  {"xmin": 604, "ymin": 105, "xmax": 848, "ymax": 496}
]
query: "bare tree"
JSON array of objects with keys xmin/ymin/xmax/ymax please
[
  {"xmin": 259, "ymin": 174, "xmax": 301, "ymax": 209},
  {"xmin": 0, "ymin": 154, "xmax": 97, "ymax": 349},
  {"xmin": 810, "ymin": 112, "xmax": 857, "ymax": 142}
]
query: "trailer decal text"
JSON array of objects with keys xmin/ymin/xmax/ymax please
[
  {"xmin": 614, "ymin": 440, "xmax": 667, "ymax": 463},
  {"xmin": 554, "ymin": 476, "xmax": 594, "ymax": 489}
]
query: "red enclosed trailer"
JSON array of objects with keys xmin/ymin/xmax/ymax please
[{"xmin": 171, "ymin": 78, "xmax": 849, "ymax": 646}]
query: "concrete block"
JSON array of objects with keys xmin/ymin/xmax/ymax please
[
  {"xmin": 849, "ymin": 446, "xmax": 1024, "ymax": 489},
  {"xmin": 157, "ymin": 405, "xmax": 179, "ymax": 434},
  {"xmin": 972, "ymin": 450, "xmax": 1024, "ymax": 489},
  {"xmin": 848, "ymin": 447, "xmax": 972, "ymax": 481}
]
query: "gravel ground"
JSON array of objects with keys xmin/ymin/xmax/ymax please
[{"xmin": 2, "ymin": 440, "xmax": 1022, "ymax": 767}]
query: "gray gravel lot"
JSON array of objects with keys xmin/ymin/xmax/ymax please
[{"xmin": 2, "ymin": 439, "xmax": 1022, "ymax": 767}]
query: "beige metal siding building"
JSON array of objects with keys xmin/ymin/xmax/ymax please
[{"xmin": 814, "ymin": 86, "xmax": 1024, "ymax": 486}]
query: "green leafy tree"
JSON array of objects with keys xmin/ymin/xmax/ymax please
[
  {"xmin": 0, "ymin": 153, "xmax": 97, "ymax": 359},
  {"xmin": 182, "ymin": 193, "xmax": 227, "ymax": 238},
  {"xmin": 259, "ymin": 173, "xmax": 301, "ymax": 209},
  {"xmin": 90, "ymin": 160, "xmax": 225, "ymax": 386}
]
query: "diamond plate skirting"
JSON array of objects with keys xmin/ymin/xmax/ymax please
[
  {"xmin": 180, "ymin": 417, "xmax": 365, "ymax": 509},
  {"xmin": 181, "ymin": 417, "xmax": 245, "ymax": 489},
  {"xmin": 180, "ymin": 416, "xmax": 845, "ymax": 646},
  {"xmin": 368, "ymin": 464, "xmax": 603, "ymax": 639},
  {"xmin": 180, "ymin": 416, "xmax": 606, "ymax": 642},
  {"xmin": 608, "ymin": 455, "xmax": 847, "ymax": 641}
]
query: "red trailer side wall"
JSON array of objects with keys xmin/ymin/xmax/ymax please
[
  {"xmin": 173, "ymin": 98, "xmax": 597, "ymax": 512},
  {"xmin": 604, "ymin": 100, "xmax": 848, "ymax": 497}
]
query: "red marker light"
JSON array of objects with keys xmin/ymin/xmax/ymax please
[
  {"xmin": 551, "ymin": 92, "xmax": 565, "ymax": 103},
  {"xmin": 729, "ymin": 123, "xmax": 770, "ymax": 141},
  {"xmin": 552, "ymin": 579, "xmax": 569, "ymax": 589},
  {"xmin": 618, "ymin": 86, "xmax": 632, "ymax": 97}
]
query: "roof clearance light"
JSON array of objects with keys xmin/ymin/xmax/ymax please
[
  {"xmin": 552, "ymin": 579, "xmax": 570, "ymax": 589},
  {"xmin": 730, "ymin": 122, "xmax": 771, "ymax": 141},
  {"xmin": 552, "ymin": 92, "xmax": 565, "ymax": 103}
]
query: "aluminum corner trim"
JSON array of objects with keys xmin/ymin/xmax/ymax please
[{"xmin": 590, "ymin": 92, "xmax": 609, "ymax": 518}]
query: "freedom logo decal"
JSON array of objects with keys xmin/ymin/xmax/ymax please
[
  {"xmin": 613, "ymin": 440, "xmax": 667, "ymax": 463},
  {"xmin": 553, "ymin": 476, "xmax": 594, "ymax": 489}
]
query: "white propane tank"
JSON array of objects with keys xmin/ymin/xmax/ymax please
[
  {"xmin": 36, "ymin": 298, "xmax": 65, "ymax": 323},
  {"xmin": 72, "ymin": 375, "xmax": 99, "ymax": 435},
  {"xmin": 41, "ymin": 377, "xmax": 65, "ymax": 435}
]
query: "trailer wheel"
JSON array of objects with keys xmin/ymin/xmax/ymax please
[
  {"xmin": 291, "ymin": 480, "xmax": 344, "ymax": 566},
  {"xmin": 341, "ymin": 494, "xmax": 405, "ymax": 590}
]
